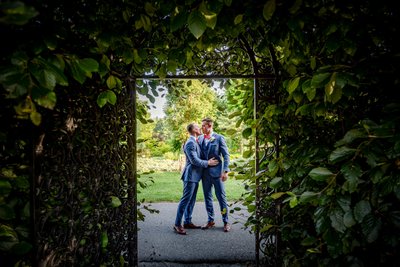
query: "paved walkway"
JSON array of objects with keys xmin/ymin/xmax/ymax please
[{"xmin": 138, "ymin": 202, "xmax": 256, "ymax": 267}]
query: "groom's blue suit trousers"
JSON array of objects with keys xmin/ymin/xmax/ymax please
[
  {"xmin": 175, "ymin": 181, "xmax": 199, "ymax": 226},
  {"xmin": 202, "ymin": 173, "xmax": 229, "ymax": 224}
]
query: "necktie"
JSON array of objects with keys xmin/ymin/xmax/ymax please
[{"xmin": 204, "ymin": 134, "xmax": 211, "ymax": 139}]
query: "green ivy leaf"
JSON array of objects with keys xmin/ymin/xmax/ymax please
[
  {"xmin": 271, "ymin": 191, "xmax": 286, "ymax": 199},
  {"xmin": 38, "ymin": 57, "xmax": 68, "ymax": 86},
  {"xmin": 144, "ymin": 2, "xmax": 156, "ymax": 17},
  {"xmin": 311, "ymin": 72, "xmax": 330, "ymax": 88},
  {"xmin": 35, "ymin": 91, "xmax": 56, "ymax": 110},
  {"xmin": 341, "ymin": 163, "xmax": 361, "ymax": 193},
  {"xmin": 299, "ymin": 191, "xmax": 318, "ymax": 203},
  {"xmin": 330, "ymin": 208, "xmax": 346, "ymax": 233},
  {"xmin": 229, "ymin": 111, "xmax": 242, "ymax": 119},
  {"xmin": 234, "ymin": 14, "xmax": 243, "ymax": 25},
  {"xmin": 310, "ymin": 56, "xmax": 316, "ymax": 70},
  {"xmin": 343, "ymin": 210, "xmax": 356, "ymax": 228},
  {"xmin": 289, "ymin": 195, "xmax": 298, "ymax": 208},
  {"xmin": 106, "ymin": 75, "xmax": 117, "ymax": 89},
  {"xmin": 325, "ymin": 72, "xmax": 336, "ymax": 96},
  {"xmin": 0, "ymin": 180, "xmax": 12, "ymax": 195},
  {"xmin": 67, "ymin": 59, "xmax": 86, "ymax": 84},
  {"xmin": 140, "ymin": 14, "xmax": 152, "ymax": 32},
  {"xmin": 362, "ymin": 214, "xmax": 381, "ymax": 243},
  {"xmin": 224, "ymin": 0, "xmax": 232, "ymax": 6},
  {"xmin": 97, "ymin": 90, "xmax": 117, "ymax": 108},
  {"xmin": 302, "ymin": 80, "xmax": 316, "ymax": 101},
  {"xmin": 323, "ymin": 229, "xmax": 342, "ymax": 257},
  {"xmin": 330, "ymin": 85, "xmax": 342, "ymax": 104},
  {"xmin": 287, "ymin": 77, "xmax": 300, "ymax": 94},
  {"xmin": 0, "ymin": 2, "xmax": 38, "ymax": 25},
  {"xmin": 260, "ymin": 224, "xmax": 274, "ymax": 233},
  {"xmin": 110, "ymin": 196, "xmax": 122, "ymax": 208},
  {"xmin": 122, "ymin": 49, "xmax": 134, "ymax": 65},
  {"xmin": 29, "ymin": 62, "xmax": 56, "ymax": 90},
  {"xmin": 242, "ymin": 128, "xmax": 252, "ymax": 138},
  {"xmin": 329, "ymin": 146, "xmax": 357, "ymax": 163},
  {"xmin": 309, "ymin": 167, "xmax": 335, "ymax": 182},
  {"xmin": 188, "ymin": 10, "xmax": 207, "ymax": 39},
  {"xmin": 0, "ymin": 224, "xmax": 18, "ymax": 251},
  {"xmin": 79, "ymin": 58, "xmax": 99, "ymax": 73},
  {"xmin": 242, "ymin": 150, "xmax": 252, "ymax": 158},
  {"xmin": 170, "ymin": 12, "xmax": 188, "ymax": 32},
  {"xmin": 30, "ymin": 111, "xmax": 41, "ymax": 126},
  {"xmin": 301, "ymin": 236, "xmax": 317, "ymax": 246},
  {"xmin": 354, "ymin": 200, "xmax": 371, "ymax": 223},
  {"xmin": 15, "ymin": 176, "xmax": 29, "ymax": 190},
  {"xmin": 101, "ymin": 231, "xmax": 108, "ymax": 248},
  {"xmin": 269, "ymin": 177, "xmax": 282, "ymax": 189},
  {"xmin": 0, "ymin": 67, "xmax": 29, "ymax": 98},
  {"xmin": 335, "ymin": 128, "xmax": 367, "ymax": 147},
  {"xmin": 133, "ymin": 49, "xmax": 142, "ymax": 64},
  {"xmin": 337, "ymin": 196, "xmax": 351, "ymax": 212},
  {"xmin": 293, "ymin": 91, "xmax": 303, "ymax": 104},
  {"xmin": 263, "ymin": 0, "xmax": 276, "ymax": 21},
  {"xmin": 204, "ymin": 13, "xmax": 217, "ymax": 29}
]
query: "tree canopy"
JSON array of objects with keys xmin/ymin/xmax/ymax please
[{"xmin": 165, "ymin": 79, "xmax": 217, "ymax": 150}]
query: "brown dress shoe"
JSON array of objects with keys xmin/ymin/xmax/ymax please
[
  {"xmin": 223, "ymin": 223, "xmax": 231, "ymax": 232},
  {"xmin": 184, "ymin": 223, "xmax": 201, "ymax": 229},
  {"xmin": 173, "ymin": 225, "xmax": 187, "ymax": 235},
  {"xmin": 201, "ymin": 221, "xmax": 215, "ymax": 230}
]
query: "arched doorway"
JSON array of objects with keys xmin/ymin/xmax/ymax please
[{"xmin": 33, "ymin": 36, "xmax": 278, "ymax": 267}]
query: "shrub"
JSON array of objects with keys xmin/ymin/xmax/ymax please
[{"xmin": 163, "ymin": 152, "xmax": 179, "ymax": 160}]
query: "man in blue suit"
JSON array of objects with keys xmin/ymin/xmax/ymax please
[
  {"xmin": 199, "ymin": 118, "xmax": 231, "ymax": 232},
  {"xmin": 174, "ymin": 123, "xmax": 219, "ymax": 235}
]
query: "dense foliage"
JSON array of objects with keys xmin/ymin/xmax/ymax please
[
  {"xmin": 227, "ymin": 1, "xmax": 400, "ymax": 266},
  {"xmin": 1, "ymin": 0, "xmax": 399, "ymax": 266}
]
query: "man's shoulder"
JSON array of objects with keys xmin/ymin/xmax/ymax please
[{"xmin": 213, "ymin": 133, "xmax": 225, "ymax": 139}]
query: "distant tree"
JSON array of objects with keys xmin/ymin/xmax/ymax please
[
  {"xmin": 153, "ymin": 117, "xmax": 169, "ymax": 142},
  {"xmin": 165, "ymin": 80, "xmax": 217, "ymax": 151},
  {"xmin": 213, "ymin": 88, "xmax": 244, "ymax": 155}
]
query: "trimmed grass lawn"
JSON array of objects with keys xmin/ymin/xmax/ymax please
[{"xmin": 138, "ymin": 172, "xmax": 247, "ymax": 202}]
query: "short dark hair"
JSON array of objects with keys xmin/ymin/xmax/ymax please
[
  {"xmin": 187, "ymin": 123, "xmax": 195, "ymax": 133},
  {"xmin": 202, "ymin": 117, "xmax": 213, "ymax": 126}
]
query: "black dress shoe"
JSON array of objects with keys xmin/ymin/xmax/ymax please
[{"xmin": 184, "ymin": 223, "xmax": 201, "ymax": 229}]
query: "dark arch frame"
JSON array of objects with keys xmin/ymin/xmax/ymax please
[{"xmin": 33, "ymin": 35, "xmax": 279, "ymax": 267}]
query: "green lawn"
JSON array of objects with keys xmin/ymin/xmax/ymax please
[{"xmin": 138, "ymin": 172, "xmax": 248, "ymax": 202}]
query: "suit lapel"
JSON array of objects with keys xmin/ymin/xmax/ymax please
[
  {"xmin": 199, "ymin": 136, "xmax": 207, "ymax": 159},
  {"xmin": 195, "ymin": 139, "xmax": 201, "ymax": 156},
  {"xmin": 206, "ymin": 133, "xmax": 214, "ymax": 157}
]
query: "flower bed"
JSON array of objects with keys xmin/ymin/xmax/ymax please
[{"xmin": 137, "ymin": 157, "xmax": 183, "ymax": 173}]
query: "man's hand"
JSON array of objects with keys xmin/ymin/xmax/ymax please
[
  {"xmin": 208, "ymin": 157, "xmax": 219, "ymax": 166},
  {"xmin": 220, "ymin": 172, "xmax": 228, "ymax": 182}
]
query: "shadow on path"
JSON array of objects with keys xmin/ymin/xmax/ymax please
[{"xmin": 138, "ymin": 202, "xmax": 256, "ymax": 267}]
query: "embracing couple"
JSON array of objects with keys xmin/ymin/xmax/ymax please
[{"xmin": 174, "ymin": 117, "xmax": 230, "ymax": 235}]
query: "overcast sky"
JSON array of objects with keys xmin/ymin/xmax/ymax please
[{"xmin": 137, "ymin": 80, "xmax": 225, "ymax": 119}]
